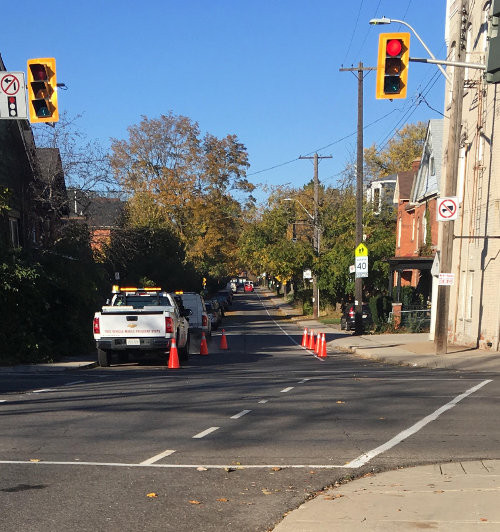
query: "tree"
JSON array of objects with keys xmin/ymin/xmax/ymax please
[
  {"xmin": 109, "ymin": 112, "xmax": 254, "ymax": 281},
  {"xmin": 364, "ymin": 122, "xmax": 427, "ymax": 180}
]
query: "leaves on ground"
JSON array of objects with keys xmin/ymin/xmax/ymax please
[
  {"xmin": 323, "ymin": 493, "xmax": 344, "ymax": 500},
  {"xmin": 216, "ymin": 498, "xmax": 229, "ymax": 502},
  {"xmin": 147, "ymin": 492, "xmax": 158, "ymax": 498},
  {"xmin": 189, "ymin": 500, "xmax": 202, "ymax": 505}
]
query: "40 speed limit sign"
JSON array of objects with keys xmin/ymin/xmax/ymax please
[
  {"xmin": 355, "ymin": 256, "xmax": 368, "ymax": 278},
  {"xmin": 355, "ymin": 243, "xmax": 369, "ymax": 278}
]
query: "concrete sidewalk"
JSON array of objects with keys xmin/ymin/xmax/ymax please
[
  {"xmin": 262, "ymin": 289, "xmax": 500, "ymax": 531},
  {"xmin": 273, "ymin": 460, "xmax": 500, "ymax": 531}
]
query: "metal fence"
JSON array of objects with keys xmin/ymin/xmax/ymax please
[{"xmin": 388, "ymin": 307, "xmax": 431, "ymax": 330}]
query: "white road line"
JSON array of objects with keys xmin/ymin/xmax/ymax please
[
  {"xmin": 298, "ymin": 378, "xmax": 311, "ymax": 383},
  {"xmin": 0, "ymin": 460, "xmax": 345, "ymax": 469},
  {"xmin": 192, "ymin": 427, "xmax": 220, "ymax": 439},
  {"xmin": 280, "ymin": 387, "xmax": 294, "ymax": 393},
  {"xmin": 230, "ymin": 409, "xmax": 252, "ymax": 419},
  {"xmin": 140, "ymin": 449, "xmax": 176, "ymax": 465},
  {"xmin": 64, "ymin": 381, "xmax": 85, "ymax": 386},
  {"xmin": 344, "ymin": 379, "xmax": 493, "ymax": 469},
  {"xmin": 32, "ymin": 389, "xmax": 54, "ymax": 393},
  {"xmin": 0, "ymin": 400, "xmax": 6, "ymax": 403},
  {"xmin": 256, "ymin": 292, "xmax": 301, "ymax": 346},
  {"xmin": 258, "ymin": 399, "xmax": 268, "ymax": 404}
]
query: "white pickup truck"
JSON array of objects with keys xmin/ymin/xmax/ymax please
[{"xmin": 93, "ymin": 286, "xmax": 190, "ymax": 367}]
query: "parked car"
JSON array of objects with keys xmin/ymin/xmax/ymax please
[
  {"xmin": 244, "ymin": 281, "xmax": 254, "ymax": 292},
  {"xmin": 215, "ymin": 289, "xmax": 233, "ymax": 310},
  {"xmin": 214, "ymin": 293, "xmax": 230, "ymax": 311},
  {"xmin": 205, "ymin": 299, "xmax": 222, "ymax": 330},
  {"xmin": 176, "ymin": 291, "xmax": 212, "ymax": 337},
  {"xmin": 340, "ymin": 303, "xmax": 372, "ymax": 331},
  {"xmin": 218, "ymin": 288, "xmax": 233, "ymax": 304}
]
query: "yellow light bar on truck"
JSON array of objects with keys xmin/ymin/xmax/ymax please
[
  {"xmin": 113, "ymin": 286, "xmax": 162, "ymax": 294},
  {"xmin": 174, "ymin": 290, "xmax": 184, "ymax": 294}
]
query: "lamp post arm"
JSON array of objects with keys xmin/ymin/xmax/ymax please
[{"xmin": 388, "ymin": 18, "xmax": 451, "ymax": 83}]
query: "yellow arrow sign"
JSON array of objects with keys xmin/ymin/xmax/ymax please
[{"xmin": 355, "ymin": 243, "xmax": 368, "ymax": 257}]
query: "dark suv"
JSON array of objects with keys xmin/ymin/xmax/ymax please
[{"xmin": 340, "ymin": 304, "xmax": 372, "ymax": 331}]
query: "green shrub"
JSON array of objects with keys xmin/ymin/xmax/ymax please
[{"xmin": 369, "ymin": 294, "xmax": 393, "ymax": 329}]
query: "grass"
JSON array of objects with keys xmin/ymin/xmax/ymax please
[{"xmin": 319, "ymin": 317, "xmax": 341, "ymax": 325}]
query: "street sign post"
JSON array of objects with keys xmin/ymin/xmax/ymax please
[
  {"xmin": 0, "ymin": 72, "xmax": 27, "ymax": 119},
  {"xmin": 355, "ymin": 243, "xmax": 369, "ymax": 278}
]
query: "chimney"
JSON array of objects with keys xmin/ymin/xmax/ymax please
[{"xmin": 411, "ymin": 158, "xmax": 421, "ymax": 173}]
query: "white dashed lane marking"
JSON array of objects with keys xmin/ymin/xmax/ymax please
[
  {"xmin": 230, "ymin": 409, "xmax": 252, "ymax": 419},
  {"xmin": 140, "ymin": 449, "xmax": 176, "ymax": 465},
  {"xmin": 192, "ymin": 427, "xmax": 220, "ymax": 439}
]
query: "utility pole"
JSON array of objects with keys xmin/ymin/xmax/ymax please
[
  {"xmin": 435, "ymin": 0, "xmax": 467, "ymax": 354},
  {"xmin": 340, "ymin": 62, "xmax": 376, "ymax": 334},
  {"xmin": 299, "ymin": 153, "xmax": 332, "ymax": 319}
]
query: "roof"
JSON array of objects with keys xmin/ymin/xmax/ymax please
[
  {"xmin": 411, "ymin": 119, "xmax": 444, "ymax": 202},
  {"xmin": 394, "ymin": 170, "xmax": 416, "ymax": 202},
  {"xmin": 87, "ymin": 196, "xmax": 125, "ymax": 228},
  {"xmin": 66, "ymin": 188, "xmax": 125, "ymax": 227}
]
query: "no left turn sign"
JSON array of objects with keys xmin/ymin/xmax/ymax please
[
  {"xmin": 437, "ymin": 197, "xmax": 458, "ymax": 221},
  {"xmin": 1, "ymin": 74, "xmax": 21, "ymax": 96}
]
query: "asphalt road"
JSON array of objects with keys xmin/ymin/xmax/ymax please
[{"xmin": 1, "ymin": 289, "xmax": 498, "ymax": 531}]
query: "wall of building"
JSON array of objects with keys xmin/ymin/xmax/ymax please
[{"xmin": 446, "ymin": 0, "xmax": 500, "ymax": 350}]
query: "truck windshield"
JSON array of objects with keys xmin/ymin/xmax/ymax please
[{"xmin": 113, "ymin": 294, "xmax": 172, "ymax": 309}]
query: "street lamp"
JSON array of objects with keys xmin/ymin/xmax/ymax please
[
  {"xmin": 284, "ymin": 197, "xmax": 321, "ymax": 319},
  {"xmin": 369, "ymin": 17, "xmax": 451, "ymax": 83}
]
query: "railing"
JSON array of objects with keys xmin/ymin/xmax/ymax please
[{"xmin": 389, "ymin": 307, "xmax": 431, "ymax": 330}]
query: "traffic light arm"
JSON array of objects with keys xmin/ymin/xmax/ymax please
[{"xmin": 409, "ymin": 57, "xmax": 486, "ymax": 70}]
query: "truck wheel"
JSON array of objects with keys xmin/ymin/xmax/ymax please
[
  {"xmin": 179, "ymin": 334, "xmax": 190, "ymax": 362},
  {"xmin": 97, "ymin": 348, "xmax": 111, "ymax": 367}
]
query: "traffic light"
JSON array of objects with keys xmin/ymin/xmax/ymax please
[
  {"xmin": 486, "ymin": 0, "xmax": 500, "ymax": 83},
  {"xmin": 375, "ymin": 33, "xmax": 410, "ymax": 99},
  {"xmin": 26, "ymin": 58, "xmax": 59, "ymax": 123}
]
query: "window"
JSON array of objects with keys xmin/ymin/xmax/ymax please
[
  {"xmin": 416, "ymin": 218, "xmax": 420, "ymax": 252},
  {"xmin": 411, "ymin": 217, "xmax": 415, "ymax": 241},
  {"xmin": 397, "ymin": 215, "xmax": 402, "ymax": 248},
  {"xmin": 9, "ymin": 217, "xmax": 20, "ymax": 247},
  {"xmin": 430, "ymin": 156, "xmax": 435, "ymax": 176},
  {"xmin": 423, "ymin": 211, "xmax": 427, "ymax": 244},
  {"xmin": 373, "ymin": 188, "xmax": 380, "ymax": 212}
]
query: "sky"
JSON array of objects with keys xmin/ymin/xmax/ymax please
[{"xmin": 2, "ymin": 0, "xmax": 448, "ymax": 203}]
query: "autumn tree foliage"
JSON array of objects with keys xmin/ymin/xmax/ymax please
[
  {"xmin": 364, "ymin": 122, "xmax": 427, "ymax": 180},
  {"xmin": 109, "ymin": 112, "xmax": 254, "ymax": 279}
]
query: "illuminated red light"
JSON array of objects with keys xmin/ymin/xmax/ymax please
[{"xmin": 386, "ymin": 39, "xmax": 402, "ymax": 56}]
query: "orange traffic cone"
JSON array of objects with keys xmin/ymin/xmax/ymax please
[
  {"xmin": 168, "ymin": 337, "xmax": 180, "ymax": 368},
  {"xmin": 220, "ymin": 329, "xmax": 228, "ymax": 350},
  {"xmin": 318, "ymin": 333, "xmax": 327, "ymax": 358},
  {"xmin": 307, "ymin": 330, "xmax": 315, "ymax": 350},
  {"xmin": 314, "ymin": 332, "xmax": 321, "ymax": 354},
  {"xmin": 200, "ymin": 332, "xmax": 209, "ymax": 355},
  {"xmin": 301, "ymin": 328, "xmax": 308, "ymax": 347}
]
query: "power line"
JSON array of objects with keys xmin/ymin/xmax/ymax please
[
  {"xmin": 247, "ymin": 109, "xmax": 400, "ymax": 177},
  {"xmin": 342, "ymin": 0, "xmax": 365, "ymax": 66}
]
